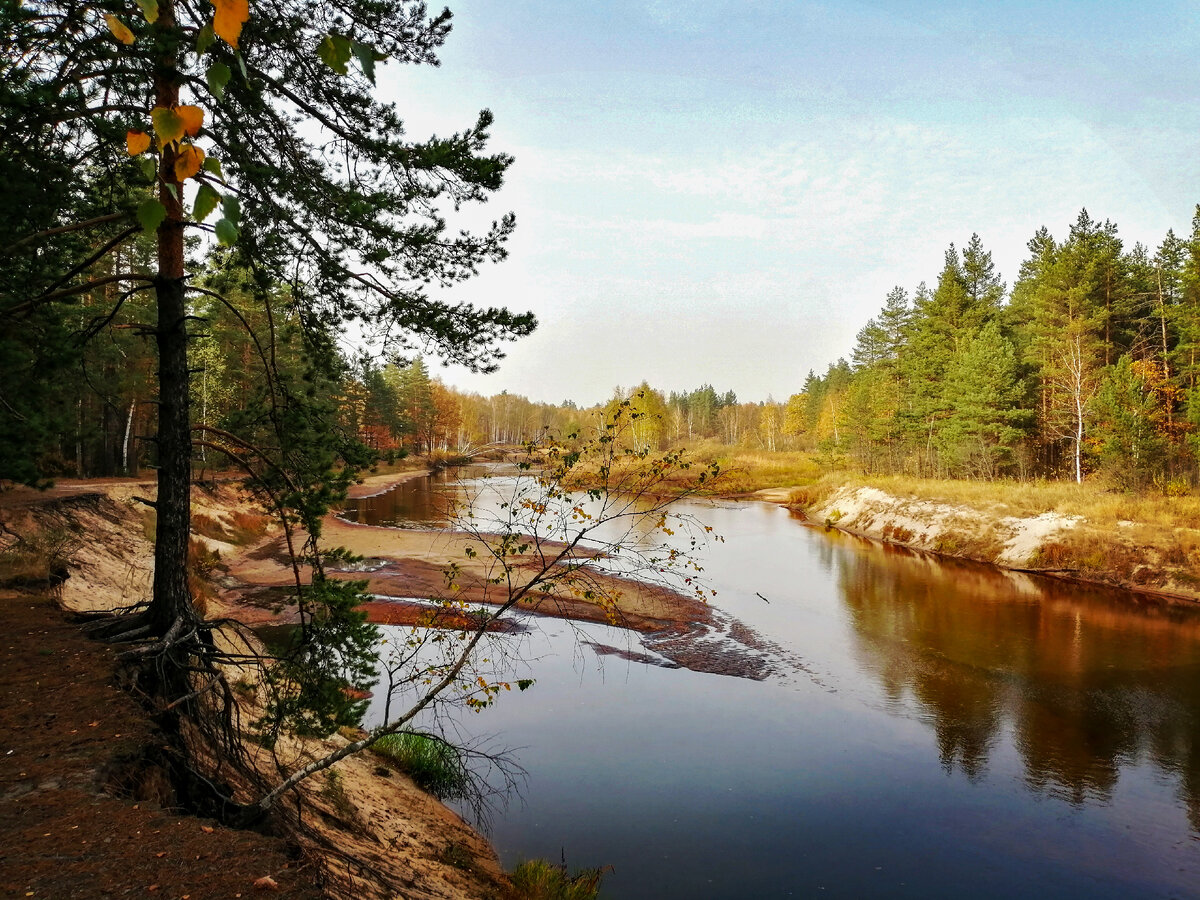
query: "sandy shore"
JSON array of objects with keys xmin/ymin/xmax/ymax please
[
  {"xmin": 222, "ymin": 464, "xmax": 714, "ymax": 634},
  {"xmin": 227, "ymin": 498, "xmax": 713, "ymax": 634}
]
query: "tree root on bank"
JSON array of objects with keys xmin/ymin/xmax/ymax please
[{"xmin": 78, "ymin": 605, "xmax": 274, "ymax": 824}]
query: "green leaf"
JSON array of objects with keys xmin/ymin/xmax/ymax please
[
  {"xmin": 351, "ymin": 40, "xmax": 377, "ymax": 84},
  {"xmin": 205, "ymin": 62, "xmax": 231, "ymax": 100},
  {"xmin": 214, "ymin": 216, "xmax": 239, "ymax": 246},
  {"xmin": 137, "ymin": 198, "xmax": 166, "ymax": 233},
  {"xmin": 137, "ymin": 156, "xmax": 157, "ymax": 181},
  {"xmin": 163, "ymin": 183, "xmax": 178, "ymax": 202},
  {"xmin": 317, "ymin": 33, "xmax": 352, "ymax": 75},
  {"xmin": 221, "ymin": 195, "xmax": 241, "ymax": 225},
  {"xmin": 196, "ymin": 23, "xmax": 215, "ymax": 55},
  {"xmin": 236, "ymin": 51, "xmax": 247, "ymax": 81},
  {"xmin": 134, "ymin": 0, "xmax": 159, "ymax": 23},
  {"xmin": 202, "ymin": 156, "xmax": 225, "ymax": 182},
  {"xmin": 516, "ymin": 679, "xmax": 535, "ymax": 692},
  {"xmin": 193, "ymin": 183, "xmax": 221, "ymax": 222}
]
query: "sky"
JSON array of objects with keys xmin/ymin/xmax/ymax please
[{"xmin": 375, "ymin": 0, "xmax": 1200, "ymax": 408}]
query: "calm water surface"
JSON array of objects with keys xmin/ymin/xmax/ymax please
[{"xmin": 352, "ymin": 473, "xmax": 1200, "ymax": 899}]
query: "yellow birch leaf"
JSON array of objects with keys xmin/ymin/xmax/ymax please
[
  {"xmin": 151, "ymin": 106, "xmax": 185, "ymax": 147},
  {"xmin": 176, "ymin": 105, "xmax": 204, "ymax": 137},
  {"xmin": 210, "ymin": 0, "xmax": 249, "ymax": 48},
  {"xmin": 126, "ymin": 131, "xmax": 152, "ymax": 156},
  {"xmin": 174, "ymin": 144, "xmax": 206, "ymax": 181},
  {"xmin": 104, "ymin": 14, "xmax": 135, "ymax": 45}
]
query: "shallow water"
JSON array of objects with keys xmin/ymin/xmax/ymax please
[{"xmin": 352, "ymin": 473, "xmax": 1200, "ymax": 899}]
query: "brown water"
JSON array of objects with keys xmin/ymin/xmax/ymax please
[{"xmin": 355, "ymin": 475, "xmax": 1200, "ymax": 898}]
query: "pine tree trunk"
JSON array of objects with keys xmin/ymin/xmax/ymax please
[
  {"xmin": 152, "ymin": 275, "xmax": 194, "ymax": 633},
  {"xmin": 150, "ymin": 0, "xmax": 194, "ymax": 634}
]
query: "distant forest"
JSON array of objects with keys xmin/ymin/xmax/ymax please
[{"xmin": 7, "ymin": 208, "xmax": 1200, "ymax": 491}]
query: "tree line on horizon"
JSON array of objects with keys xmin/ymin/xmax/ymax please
[{"xmin": 8, "ymin": 200, "xmax": 1199, "ymax": 492}]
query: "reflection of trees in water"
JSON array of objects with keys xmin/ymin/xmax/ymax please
[
  {"xmin": 835, "ymin": 539, "xmax": 1200, "ymax": 824},
  {"xmin": 345, "ymin": 473, "xmax": 458, "ymax": 526}
]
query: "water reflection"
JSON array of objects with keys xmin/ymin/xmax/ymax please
[
  {"xmin": 836, "ymin": 538, "xmax": 1200, "ymax": 825},
  {"xmin": 352, "ymin": 484, "xmax": 1200, "ymax": 897},
  {"xmin": 342, "ymin": 467, "xmax": 496, "ymax": 527}
]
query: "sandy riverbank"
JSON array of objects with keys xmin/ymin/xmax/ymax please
[
  {"xmin": 224, "ymin": 468, "xmax": 774, "ymax": 678},
  {"xmin": 756, "ymin": 481, "xmax": 1200, "ymax": 604}
]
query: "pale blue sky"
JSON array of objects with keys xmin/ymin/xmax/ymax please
[{"xmin": 377, "ymin": 1, "xmax": 1200, "ymax": 407}]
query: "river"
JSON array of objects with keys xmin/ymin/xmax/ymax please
[{"xmin": 348, "ymin": 469, "xmax": 1200, "ymax": 899}]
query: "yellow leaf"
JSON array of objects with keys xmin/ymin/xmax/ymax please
[
  {"xmin": 177, "ymin": 105, "xmax": 204, "ymax": 137},
  {"xmin": 174, "ymin": 144, "xmax": 206, "ymax": 181},
  {"xmin": 210, "ymin": 0, "xmax": 249, "ymax": 48},
  {"xmin": 126, "ymin": 130, "xmax": 152, "ymax": 156},
  {"xmin": 104, "ymin": 14, "xmax": 135, "ymax": 45},
  {"xmin": 151, "ymin": 106, "xmax": 185, "ymax": 147}
]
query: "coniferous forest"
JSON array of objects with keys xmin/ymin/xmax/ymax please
[{"xmin": 6, "ymin": 207, "xmax": 1200, "ymax": 493}]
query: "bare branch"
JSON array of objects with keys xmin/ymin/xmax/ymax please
[{"xmin": 3, "ymin": 212, "xmax": 130, "ymax": 253}]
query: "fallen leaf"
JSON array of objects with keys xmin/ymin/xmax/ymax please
[
  {"xmin": 200, "ymin": 825, "xmax": 213, "ymax": 834},
  {"xmin": 155, "ymin": 852, "xmax": 166, "ymax": 858},
  {"xmin": 252, "ymin": 875, "xmax": 279, "ymax": 891}
]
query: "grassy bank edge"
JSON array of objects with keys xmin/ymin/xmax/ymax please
[{"xmin": 771, "ymin": 471, "xmax": 1200, "ymax": 603}]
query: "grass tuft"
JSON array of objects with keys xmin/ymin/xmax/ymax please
[
  {"xmin": 508, "ymin": 859, "xmax": 605, "ymax": 900},
  {"xmin": 191, "ymin": 510, "xmax": 270, "ymax": 545},
  {"xmin": 371, "ymin": 732, "xmax": 469, "ymax": 800}
]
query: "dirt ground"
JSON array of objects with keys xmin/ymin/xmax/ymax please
[
  {"xmin": 0, "ymin": 587, "xmax": 326, "ymax": 899},
  {"xmin": 0, "ymin": 478, "xmax": 512, "ymax": 900}
]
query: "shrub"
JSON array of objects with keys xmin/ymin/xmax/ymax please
[
  {"xmin": 0, "ymin": 527, "xmax": 78, "ymax": 586},
  {"xmin": 320, "ymin": 768, "xmax": 359, "ymax": 824}
]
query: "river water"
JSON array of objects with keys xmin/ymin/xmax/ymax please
[{"xmin": 350, "ymin": 470, "xmax": 1200, "ymax": 899}]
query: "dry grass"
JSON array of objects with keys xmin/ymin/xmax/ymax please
[
  {"xmin": 191, "ymin": 510, "xmax": 270, "ymax": 545},
  {"xmin": 777, "ymin": 469, "xmax": 1200, "ymax": 530},
  {"xmin": 703, "ymin": 449, "xmax": 823, "ymax": 494},
  {"xmin": 0, "ymin": 527, "xmax": 79, "ymax": 586},
  {"xmin": 768, "ymin": 466, "xmax": 1200, "ymax": 595},
  {"xmin": 365, "ymin": 457, "xmax": 428, "ymax": 478},
  {"xmin": 187, "ymin": 536, "xmax": 221, "ymax": 615}
]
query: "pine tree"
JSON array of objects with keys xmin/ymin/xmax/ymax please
[
  {"xmin": 4, "ymin": 0, "xmax": 534, "ymax": 626},
  {"xmin": 398, "ymin": 357, "xmax": 436, "ymax": 453},
  {"xmin": 1093, "ymin": 356, "xmax": 1165, "ymax": 487},
  {"xmin": 937, "ymin": 322, "xmax": 1031, "ymax": 479},
  {"xmin": 2, "ymin": 0, "xmax": 538, "ymax": 820}
]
